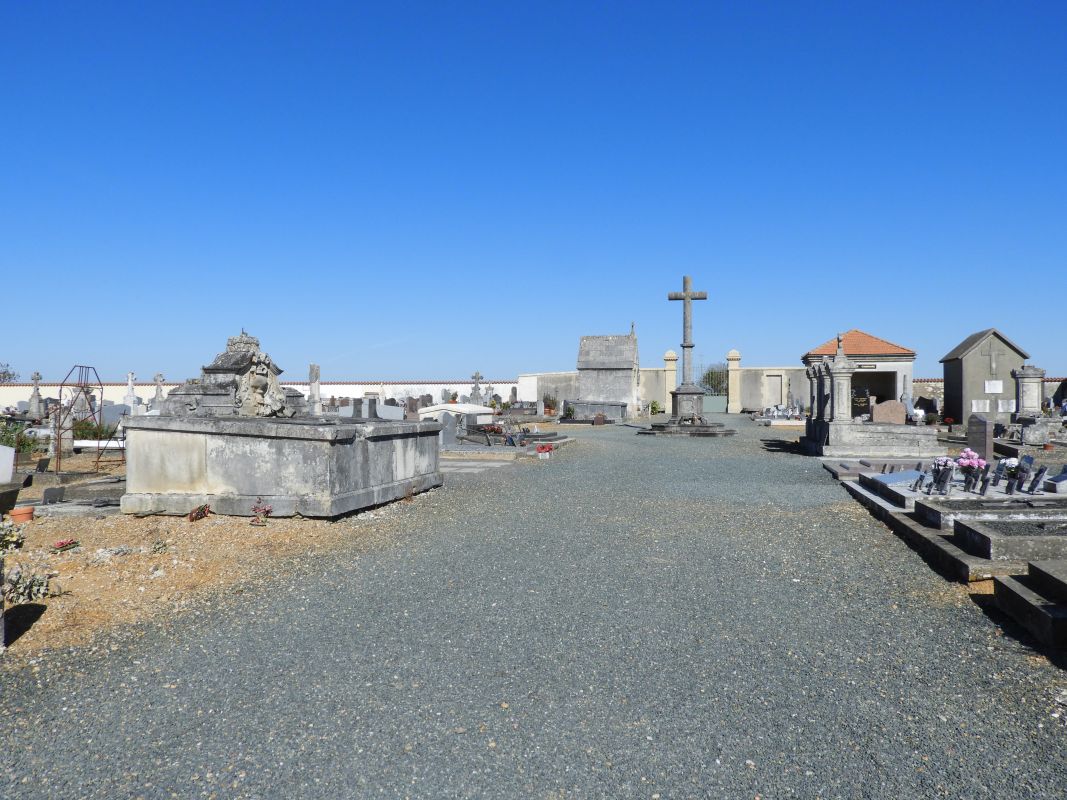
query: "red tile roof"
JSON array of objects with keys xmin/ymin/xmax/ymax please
[{"xmin": 805, "ymin": 329, "xmax": 915, "ymax": 358}]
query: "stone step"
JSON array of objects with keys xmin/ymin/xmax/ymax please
[
  {"xmin": 993, "ymin": 574, "xmax": 1067, "ymax": 650},
  {"xmin": 1028, "ymin": 560, "xmax": 1067, "ymax": 604}
]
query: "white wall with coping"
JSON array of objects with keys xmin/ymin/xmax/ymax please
[{"xmin": 0, "ymin": 380, "xmax": 520, "ymax": 411}]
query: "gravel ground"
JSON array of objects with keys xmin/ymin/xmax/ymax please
[{"xmin": 2, "ymin": 416, "xmax": 1066, "ymax": 798}]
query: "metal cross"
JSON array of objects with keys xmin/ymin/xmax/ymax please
[{"xmin": 667, "ymin": 275, "xmax": 708, "ymax": 385}]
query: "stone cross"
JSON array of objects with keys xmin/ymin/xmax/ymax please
[
  {"xmin": 471, "ymin": 371, "xmax": 483, "ymax": 385},
  {"xmin": 127, "ymin": 372, "xmax": 136, "ymax": 391},
  {"xmin": 667, "ymin": 275, "xmax": 707, "ymax": 386},
  {"xmin": 981, "ymin": 340, "xmax": 1002, "ymax": 377},
  {"xmin": 31, "ymin": 371, "xmax": 41, "ymax": 389},
  {"xmin": 152, "ymin": 373, "xmax": 166, "ymax": 406}
]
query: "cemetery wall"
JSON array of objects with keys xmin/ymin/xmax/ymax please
[
  {"xmin": 516, "ymin": 372, "xmax": 579, "ymax": 405},
  {"xmin": 0, "ymin": 380, "xmax": 520, "ymax": 412},
  {"xmin": 736, "ymin": 367, "xmax": 808, "ymax": 412}
]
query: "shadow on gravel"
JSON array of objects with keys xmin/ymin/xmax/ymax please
[
  {"xmin": 760, "ymin": 438, "xmax": 806, "ymax": 455},
  {"xmin": 968, "ymin": 591, "xmax": 1067, "ymax": 670},
  {"xmin": 3, "ymin": 603, "xmax": 47, "ymax": 647}
]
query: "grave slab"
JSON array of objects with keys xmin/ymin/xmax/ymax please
[{"xmin": 956, "ymin": 519, "xmax": 1067, "ymax": 561}]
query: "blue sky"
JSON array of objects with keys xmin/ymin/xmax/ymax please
[{"xmin": 2, "ymin": 2, "xmax": 1065, "ymax": 382}]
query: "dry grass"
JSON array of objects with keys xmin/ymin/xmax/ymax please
[{"xmin": 1, "ymin": 509, "xmax": 379, "ymax": 659}]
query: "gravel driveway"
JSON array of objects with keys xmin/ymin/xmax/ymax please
[{"xmin": 3, "ymin": 417, "xmax": 1065, "ymax": 798}]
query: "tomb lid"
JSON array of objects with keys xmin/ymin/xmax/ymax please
[{"xmin": 939, "ymin": 328, "xmax": 1029, "ymax": 363}]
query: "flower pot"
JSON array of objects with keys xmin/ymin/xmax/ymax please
[{"xmin": 9, "ymin": 505, "xmax": 34, "ymax": 523}]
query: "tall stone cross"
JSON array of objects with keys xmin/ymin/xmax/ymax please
[
  {"xmin": 471, "ymin": 371, "xmax": 483, "ymax": 384},
  {"xmin": 667, "ymin": 275, "xmax": 707, "ymax": 386},
  {"xmin": 31, "ymin": 371, "xmax": 41, "ymax": 389}
]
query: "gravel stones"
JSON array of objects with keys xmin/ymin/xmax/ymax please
[{"xmin": 1, "ymin": 416, "xmax": 1065, "ymax": 798}]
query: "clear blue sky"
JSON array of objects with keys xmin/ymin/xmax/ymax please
[{"xmin": 2, "ymin": 2, "xmax": 1065, "ymax": 383}]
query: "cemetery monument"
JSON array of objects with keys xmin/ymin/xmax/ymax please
[
  {"xmin": 639, "ymin": 275, "xmax": 735, "ymax": 437},
  {"xmin": 121, "ymin": 331, "xmax": 442, "ymax": 518}
]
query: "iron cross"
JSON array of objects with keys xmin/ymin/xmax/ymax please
[{"xmin": 668, "ymin": 275, "xmax": 708, "ymax": 385}]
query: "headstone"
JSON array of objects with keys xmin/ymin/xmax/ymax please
[
  {"xmin": 1027, "ymin": 467, "xmax": 1049, "ymax": 494},
  {"xmin": 593, "ymin": 413, "xmax": 607, "ymax": 426},
  {"xmin": 439, "ymin": 412, "xmax": 457, "ymax": 447},
  {"xmin": 27, "ymin": 370, "xmax": 44, "ymax": 419},
  {"xmin": 151, "ymin": 373, "xmax": 166, "ymax": 410},
  {"xmin": 0, "ymin": 445, "xmax": 14, "ymax": 484},
  {"xmin": 871, "ymin": 400, "xmax": 906, "ymax": 425},
  {"xmin": 509, "ymin": 386, "xmax": 518, "ymax": 405},
  {"xmin": 469, "ymin": 371, "xmax": 483, "ymax": 405},
  {"xmin": 967, "ymin": 414, "xmax": 993, "ymax": 461},
  {"xmin": 124, "ymin": 371, "xmax": 138, "ymax": 411},
  {"xmin": 42, "ymin": 486, "xmax": 65, "ymax": 505}
]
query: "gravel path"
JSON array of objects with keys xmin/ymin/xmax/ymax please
[{"xmin": 3, "ymin": 417, "xmax": 1066, "ymax": 798}]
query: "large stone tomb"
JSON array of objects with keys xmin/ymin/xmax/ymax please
[
  {"xmin": 565, "ymin": 328, "xmax": 640, "ymax": 421},
  {"xmin": 121, "ymin": 332, "xmax": 442, "ymax": 518},
  {"xmin": 121, "ymin": 416, "xmax": 442, "ymax": 518}
]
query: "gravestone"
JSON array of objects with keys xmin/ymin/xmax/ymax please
[
  {"xmin": 151, "ymin": 373, "xmax": 166, "ymax": 410},
  {"xmin": 1045, "ymin": 465, "xmax": 1067, "ymax": 493},
  {"xmin": 469, "ymin": 372, "xmax": 483, "ymax": 405},
  {"xmin": 967, "ymin": 414, "xmax": 993, "ymax": 461},
  {"xmin": 1027, "ymin": 467, "xmax": 1049, "ymax": 495},
  {"xmin": 509, "ymin": 386, "xmax": 518, "ymax": 405},
  {"xmin": 27, "ymin": 371, "xmax": 44, "ymax": 419},
  {"xmin": 439, "ymin": 412, "xmax": 458, "ymax": 446},
  {"xmin": 124, "ymin": 371, "xmax": 139, "ymax": 412},
  {"xmin": 441, "ymin": 388, "xmax": 452, "ymax": 403},
  {"xmin": 871, "ymin": 400, "xmax": 906, "ymax": 425},
  {"xmin": 0, "ymin": 445, "xmax": 14, "ymax": 484}
]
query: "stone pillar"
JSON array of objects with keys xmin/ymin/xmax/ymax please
[
  {"xmin": 725, "ymin": 349, "xmax": 741, "ymax": 413},
  {"xmin": 1013, "ymin": 365, "xmax": 1045, "ymax": 418},
  {"xmin": 663, "ymin": 350, "xmax": 678, "ymax": 411},
  {"xmin": 817, "ymin": 361, "xmax": 832, "ymax": 421},
  {"xmin": 806, "ymin": 366, "xmax": 817, "ymax": 418},
  {"xmin": 309, "ymin": 363, "xmax": 322, "ymax": 416},
  {"xmin": 828, "ymin": 338, "xmax": 857, "ymax": 423}
]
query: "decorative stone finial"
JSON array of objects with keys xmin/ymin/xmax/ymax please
[{"xmin": 227, "ymin": 330, "xmax": 261, "ymax": 353}]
